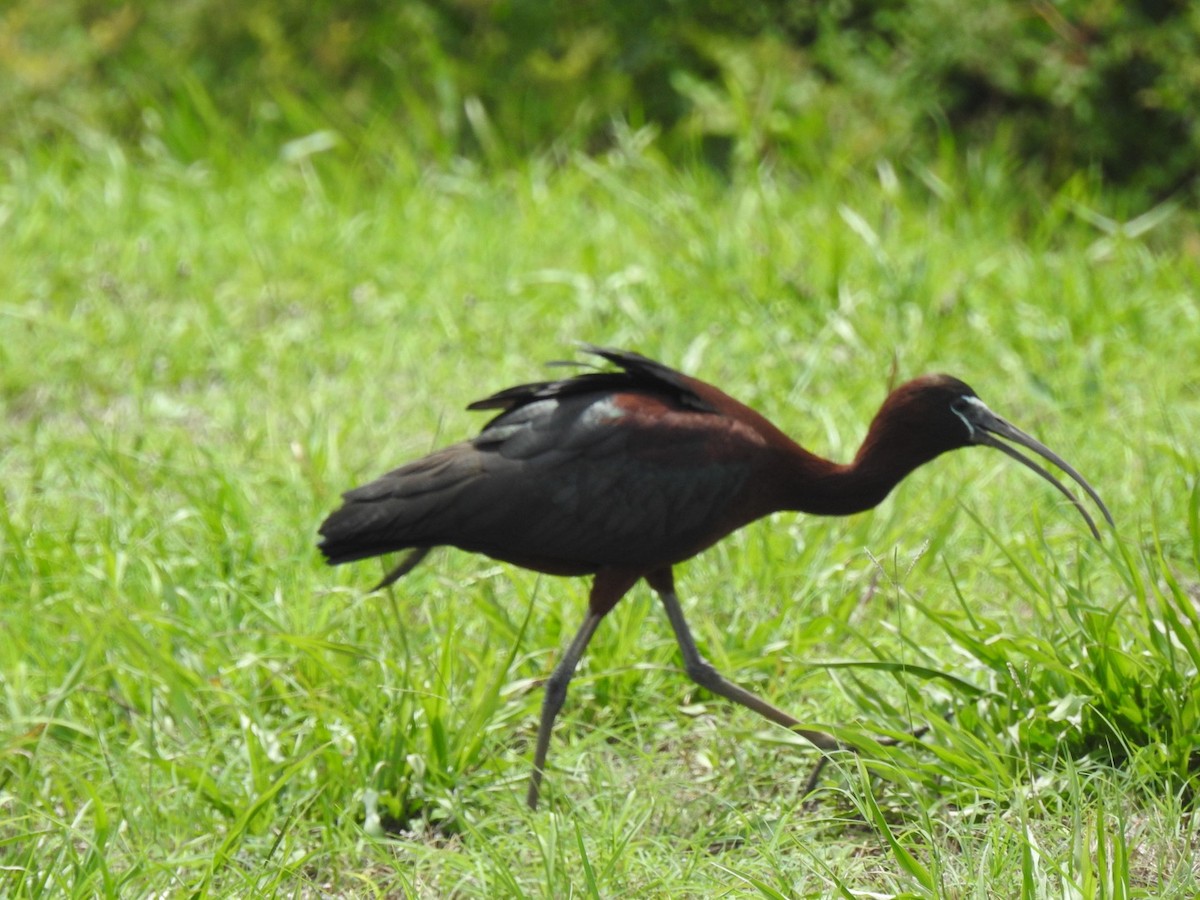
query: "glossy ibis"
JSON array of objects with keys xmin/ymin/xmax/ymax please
[{"xmin": 319, "ymin": 346, "xmax": 1112, "ymax": 809}]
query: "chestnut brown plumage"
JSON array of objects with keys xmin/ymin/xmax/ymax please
[{"xmin": 319, "ymin": 346, "xmax": 1112, "ymax": 809}]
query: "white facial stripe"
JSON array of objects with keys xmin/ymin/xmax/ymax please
[{"xmin": 952, "ymin": 395, "xmax": 990, "ymax": 440}]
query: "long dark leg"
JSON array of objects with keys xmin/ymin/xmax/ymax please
[
  {"xmin": 526, "ymin": 568, "xmax": 640, "ymax": 810},
  {"xmin": 527, "ymin": 609, "xmax": 603, "ymax": 809},
  {"xmin": 371, "ymin": 547, "xmax": 432, "ymax": 592},
  {"xmin": 647, "ymin": 570, "xmax": 840, "ymax": 759},
  {"xmin": 647, "ymin": 568, "xmax": 913, "ymax": 797}
]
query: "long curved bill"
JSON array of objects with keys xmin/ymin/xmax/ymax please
[{"xmin": 958, "ymin": 398, "xmax": 1114, "ymax": 539}]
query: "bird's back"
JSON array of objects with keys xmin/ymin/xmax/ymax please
[{"xmin": 318, "ymin": 348, "xmax": 781, "ymax": 577}]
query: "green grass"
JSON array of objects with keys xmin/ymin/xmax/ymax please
[{"xmin": 2, "ymin": 132, "xmax": 1199, "ymax": 896}]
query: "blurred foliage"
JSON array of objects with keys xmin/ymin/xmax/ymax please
[{"xmin": 1, "ymin": 0, "xmax": 1198, "ymax": 196}]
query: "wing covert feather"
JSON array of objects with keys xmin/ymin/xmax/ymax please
[{"xmin": 320, "ymin": 350, "xmax": 776, "ymax": 573}]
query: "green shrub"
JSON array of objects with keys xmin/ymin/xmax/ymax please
[{"xmin": 3, "ymin": 1, "xmax": 1196, "ymax": 194}]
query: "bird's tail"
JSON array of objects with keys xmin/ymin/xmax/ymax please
[
  {"xmin": 317, "ymin": 500, "xmax": 402, "ymax": 565},
  {"xmin": 318, "ymin": 449, "xmax": 475, "ymax": 589},
  {"xmin": 318, "ymin": 498, "xmax": 435, "ymax": 591}
]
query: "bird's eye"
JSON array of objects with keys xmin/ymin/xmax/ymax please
[{"xmin": 949, "ymin": 397, "xmax": 976, "ymax": 437}]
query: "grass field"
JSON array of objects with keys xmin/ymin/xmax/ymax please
[{"xmin": 2, "ymin": 134, "xmax": 1199, "ymax": 896}]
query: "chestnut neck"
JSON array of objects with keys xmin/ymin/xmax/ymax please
[{"xmin": 774, "ymin": 418, "xmax": 953, "ymax": 517}]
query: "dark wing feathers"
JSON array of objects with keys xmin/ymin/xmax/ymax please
[
  {"xmin": 466, "ymin": 345, "xmax": 715, "ymax": 421},
  {"xmin": 319, "ymin": 346, "xmax": 748, "ymax": 577},
  {"xmin": 319, "ymin": 447, "xmax": 482, "ymax": 563}
]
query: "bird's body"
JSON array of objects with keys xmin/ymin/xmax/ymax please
[
  {"xmin": 319, "ymin": 346, "xmax": 1112, "ymax": 808},
  {"xmin": 320, "ymin": 349, "xmax": 987, "ymax": 587}
]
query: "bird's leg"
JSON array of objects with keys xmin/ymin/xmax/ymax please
[
  {"xmin": 371, "ymin": 546, "xmax": 432, "ymax": 592},
  {"xmin": 654, "ymin": 583, "xmax": 849, "ymax": 795},
  {"xmin": 647, "ymin": 571, "xmax": 840, "ymax": 748},
  {"xmin": 526, "ymin": 568, "xmax": 640, "ymax": 810},
  {"xmin": 526, "ymin": 609, "xmax": 604, "ymax": 810},
  {"xmin": 646, "ymin": 569, "xmax": 927, "ymax": 798}
]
